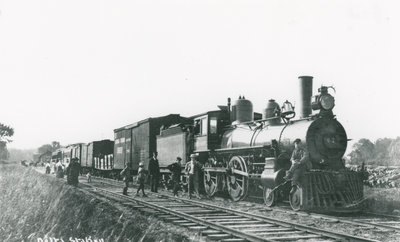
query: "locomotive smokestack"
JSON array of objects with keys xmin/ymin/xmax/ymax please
[{"xmin": 298, "ymin": 76, "xmax": 313, "ymax": 118}]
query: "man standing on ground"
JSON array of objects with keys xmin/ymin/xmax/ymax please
[
  {"xmin": 120, "ymin": 164, "xmax": 132, "ymax": 195},
  {"xmin": 185, "ymin": 153, "xmax": 201, "ymax": 199},
  {"xmin": 67, "ymin": 158, "xmax": 81, "ymax": 186},
  {"xmin": 167, "ymin": 157, "xmax": 182, "ymax": 197},
  {"xmin": 148, "ymin": 152, "xmax": 160, "ymax": 192}
]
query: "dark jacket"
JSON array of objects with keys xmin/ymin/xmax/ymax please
[
  {"xmin": 67, "ymin": 162, "xmax": 81, "ymax": 185},
  {"xmin": 148, "ymin": 157, "xmax": 160, "ymax": 176},
  {"xmin": 120, "ymin": 167, "xmax": 132, "ymax": 182},
  {"xmin": 167, "ymin": 162, "xmax": 181, "ymax": 181},
  {"xmin": 290, "ymin": 147, "xmax": 312, "ymax": 170}
]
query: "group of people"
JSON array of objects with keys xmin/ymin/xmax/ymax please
[
  {"xmin": 120, "ymin": 152, "xmax": 203, "ymax": 199},
  {"xmin": 45, "ymin": 158, "xmax": 82, "ymax": 186},
  {"xmin": 168, "ymin": 153, "xmax": 202, "ymax": 198},
  {"xmin": 120, "ymin": 138, "xmax": 310, "ymax": 198}
]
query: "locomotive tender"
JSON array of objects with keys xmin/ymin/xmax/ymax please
[{"xmin": 157, "ymin": 76, "xmax": 364, "ymax": 212}]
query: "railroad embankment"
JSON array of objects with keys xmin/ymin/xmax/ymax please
[{"xmin": 0, "ymin": 164, "xmax": 189, "ymax": 242}]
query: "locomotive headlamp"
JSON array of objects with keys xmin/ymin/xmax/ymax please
[
  {"xmin": 311, "ymin": 86, "xmax": 336, "ymax": 111},
  {"xmin": 320, "ymin": 94, "xmax": 335, "ymax": 110}
]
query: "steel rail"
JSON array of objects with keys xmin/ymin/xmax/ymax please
[
  {"xmin": 36, "ymin": 169, "xmax": 385, "ymax": 241},
  {"xmin": 168, "ymin": 196, "xmax": 378, "ymax": 242},
  {"xmin": 83, "ymin": 185, "xmax": 271, "ymax": 242},
  {"xmin": 270, "ymin": 206, "xmax": 400, "ymax": 232},
  {"xmin": 81, "ymin": 182, "xmax": 376, "ymax": 242},
  {"xmin": 86, "ymin": 175, "xmax": 398, "ymax": 235},
  {"xmin": 86, "ymin": 175, "xmax": 387, "ymax": 240}
]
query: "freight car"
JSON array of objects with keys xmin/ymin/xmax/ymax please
[
  {"xmin": 157, "ymin": 76, "xmax": 365, "ymax": 212},
  {"xmin": 51, "ymin": 140, "xmax": 114, "ymax": 177},
  {"xmin": 80, "ymin": 139, "xmax": 114, "ymax": 177},
  {"xmin": 113, "ymin": 114, "xmax": 191, "ymax": 174}
]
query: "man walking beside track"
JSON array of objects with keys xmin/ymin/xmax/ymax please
[
  {"xmin": 136, "ymin": 162, "xmax": 147, "ymax": 197},
  {"xmin": 167, "ymin": 157, "xmax": 182, "ymax": 197},
  {"xmin": 185, "ymin": 153, "xmax": 202, "ymax": 199},
  {"xmin": 148, "ymin": 152, "xmax": 160, "ymax": 192},
  {"xmin": 120, "ymin": 164, "xmax": 132, "ymax": 195}
]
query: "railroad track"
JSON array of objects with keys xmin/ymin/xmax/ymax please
[
  {"xmin": 259, "ymin": 205, "xmax": 400, "ymax": 233},
  {"xmin": 34, "ymin": 169, "xmax": 397, "ymax": 241},
  {"xmin": 80, "ymin": 181, "xmax": 377, "ymax": 242},
  {"xmin": 90, "ymin": 175, "xmax": 400, "ymax": 233}
]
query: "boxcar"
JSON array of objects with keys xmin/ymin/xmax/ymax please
[{"xmin": 114, "ymin": 114, "xmax": 190, "ymax": 173}]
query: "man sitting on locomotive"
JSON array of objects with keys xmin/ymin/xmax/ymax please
[{"xmin": 284, "ymin": 139, "xmax": 312, "ymax": 188}]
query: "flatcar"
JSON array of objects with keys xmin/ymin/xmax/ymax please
[{"xmin": 157, "ymin": 76, "xmax": 365, "ymax": 212}]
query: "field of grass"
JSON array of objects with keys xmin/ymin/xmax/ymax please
[
  {"xmin": 364, "ymin": 186, "xmax": 400, "ymax": 214},
  {"xmin": 0, "ymin": 164, "xmax": 191, "ymax": 242}
]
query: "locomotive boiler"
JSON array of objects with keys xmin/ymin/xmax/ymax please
[{"xmin": 175, "ymin": 76, "xmax": 364, "ymax": 212}]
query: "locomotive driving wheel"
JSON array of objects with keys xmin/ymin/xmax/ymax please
[
  {"xmin": 204, "ymin": 170, "xmax": 218, "ymax": 197},
  {"xmin": 289, "ymin": 185, "xmax": 303, "ymax": 211},
  {"xmin": 226, "ymin": 156, "xmax": 248, "ymax": 202},
  {"xmin": 263, "ymin": 187, "xmax": 275, "ymax": 207}
]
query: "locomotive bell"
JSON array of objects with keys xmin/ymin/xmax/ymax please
[{"xmin": 281, "ymin": 100, "xmax": 295, "ymax": 119}]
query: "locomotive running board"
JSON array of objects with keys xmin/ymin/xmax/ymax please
[{"xmin": 215, "ymin": 145, "xmax": 270, "ymax": 153}]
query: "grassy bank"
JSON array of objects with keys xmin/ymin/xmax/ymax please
[{"xmin": 0, "ymin": 164, "xmax": 190, "ymax": 242}]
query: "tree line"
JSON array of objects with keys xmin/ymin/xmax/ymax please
[
  {"xmin": 348, "ymin": 137, "xmax": 400, "ymax": 166},
  {"xmin": 0, "ymin": 122, "xmax": 14, "ymax": 161}
]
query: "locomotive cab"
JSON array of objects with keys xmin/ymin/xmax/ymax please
[{"xmin": 192, "ymin": 110, "xmax": 230, "ymax": 152}]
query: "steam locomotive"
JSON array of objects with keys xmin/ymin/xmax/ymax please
[
  {"xmin": 157, "ymin": 76, "xmax": 364, "ymax": 212},
  {"xmin": 51, "ymin": 76, "xmax": 364, "ymax": 212}
]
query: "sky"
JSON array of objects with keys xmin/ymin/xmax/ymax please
[{"xmin": 1, "ymin": 0, "xmax": 400, "ymax": 150}]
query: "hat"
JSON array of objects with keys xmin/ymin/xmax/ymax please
[
  {"xmin": 139, "ymin": 162, "xmax": 144, "ymax": 167},
  {"xmin": 190, "ymin": 153, "xmax": 199, "ymax": 158},
  {"xmin": 294, "ymin": 138, "xmax": 301, "ymax": 144},
  {"xmin": 176, "ymin": 157, "xmax": 182, "ymax": 161}
]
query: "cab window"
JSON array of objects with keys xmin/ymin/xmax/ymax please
[
  {"xmin": 201, "ymin": 117, "xmax": 207, "ymax": 135},
  {"xmin": 194, "ymin": 116, "xmax": 208, "ymax": 136},
  {"xmin": 210, "ymin": 117, "xmax": 217, "ymax": 134}
]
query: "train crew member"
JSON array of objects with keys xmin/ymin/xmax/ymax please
[
  {"xmin": 66, "ymin": 158, "xmax": 81, "ymax": 186},
  {"xmin": 185, "ymin": 153, "xmax": 202, "ymax": 199},
  {"xmin": 136, "ymin": 162, "xmax": 147, "ymax": 197},
  {"xmin": 56, "ymin": 161, "xmax": 64, "ymax": 178},
  {"xmin": 284, "ymin": 139, "xmax": 312, "ymax": 188},
  {"xmin": 120, "ymin": 164, "xmax": 132, "ymax": 195},
  {"xmin": 86, "ymin": 171, "xmax": 92, "ymax": 183},
  {"xmin": 148, "ymin": 152, "xmax": 160, "ymax": 193},
  {"xmin": 167, "ymin": 157, "xmax": 182, "ymax": 197},
  {"xmin": 45, "ymin": 162, "xmax": 51, "ymax": 174}
]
